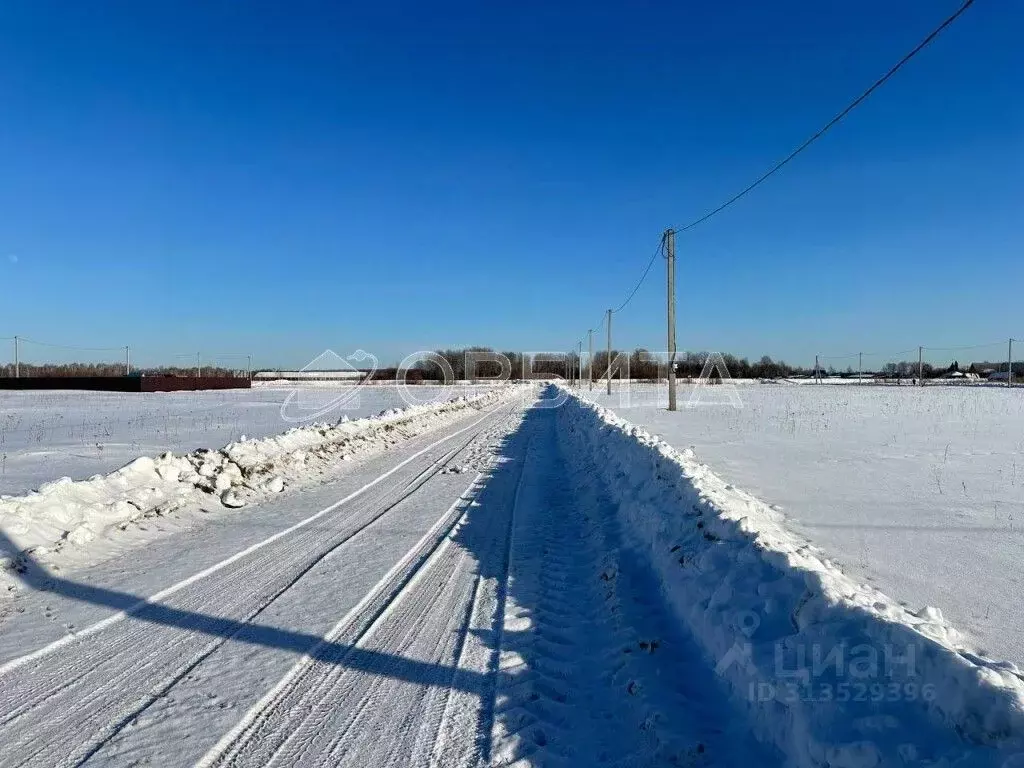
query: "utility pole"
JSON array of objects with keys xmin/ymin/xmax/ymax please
[
  {"xmin": 815, "ymin": 354, "xmax": 819, "ymax": 384},
  {"xmin": 13, "ymin": 335, "xmax": 19, "ymax": 378},
  {"xmin": 197, "ymin": 352, "xmax": 202, "ymax": 378},
  {"xmin": 247, "ymin": 354, "xmax": 252, "ymax": 382},
  {"xmin": 918, "ymin": 346, "xmax": 924, "ymax": 387},
  {"xmin": 665, "ymin": 228, "xmax": 678, "ymax": 412},
  {"xmin": 577, "ymin": 341, "xmax": 583, "ymax": 388},
  {"xmin": 588, "ymin": 329, "xmax": 593, "ymax": 391},
  {"xmin": 606, "ymin": 308, "xmax": 612, "ymax": 396},
  {"xmin": 125, "ymin": 345, "xmax": 131, "ymax": 376},
  {"xmin": 858, "ymin": 352, "xmax": 863, "ymax": 385}
]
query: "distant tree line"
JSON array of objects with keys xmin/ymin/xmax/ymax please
[
  {"xmin": 402, "ymin": 348, "xmax": 1020, "ymax": 382},
  {"xmin": 399, "ymin": 348, "xmax": 810, "ymax": 381},
  {"xmin": 5, "ymin": 351, "xmax": 1017, "ymax": 382}
]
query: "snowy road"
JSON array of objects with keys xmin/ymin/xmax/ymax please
[{"xmin": 0, "ymin": 392, "xmax": 771, "ymax": 767}]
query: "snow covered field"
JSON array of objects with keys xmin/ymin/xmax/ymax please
[
  {"xmin": 1, "ymin": 385, "xmax": 1022, "ymax": 766},
  {"xmin": 585, "ymin": 382, "xmax": 1024, "ymax": 667},
  {"xmin": 0, "ymin": 383, "xmax": 494, "ymax": 496}
]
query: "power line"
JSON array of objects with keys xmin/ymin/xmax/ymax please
[
  {"xmin": 17, "ymin": 336, "xmax": 125, "ymax": 352},
  {"xmin": 868, "ymin": 348, "xmax": 919, "ymax": 358},
  {"xmin": 924, "ymin": 341, "xmax": 1004, "ymax": 352},
  {"xmin": 612, "ymin": 236, "xmax": 665, "ymax": 314},
  {"xmin": 818, "ymin": 352, "xmax": 859, "ymax": 361},
  {"xmin": 671, "ymin": 0, "xmax": 977, "ymax": 234},
  {"xmin": 583, "ymin": 2, "xmax": 975, "ymax": 355}
]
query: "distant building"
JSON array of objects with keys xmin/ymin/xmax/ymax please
[
  {"xmin": 253, "ymin": 370, "xmax": 368, "ymax": 381},
  {"xmin": 941, "ymin": 371, "xmax": 980, "ymax": 381}
]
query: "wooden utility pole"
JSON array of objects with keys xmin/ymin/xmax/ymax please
[
  {"xmin": 13, "ymin": 335, "xmax": 19, "ymax": 378},
  {"xmin": 815, "ymin": 354, "xmax": 819, "ymax": 384},
  {"xmin": 918, "ymin": 346, "xmax": 923, "ymax": 386},
  {"xmin": 125, "ymin": 346, "xmax": 130, "ymax": 376},
  {"xmin": 858, "ymin": 352, "xmax": 863, "ymax": 385},
  {"xmin": 606, "ymin": 309, "xmax": 612, "ymax": 395},
  {"xmin": 665, "ymin": 229, "xmax": 677, "ymax": 411}
]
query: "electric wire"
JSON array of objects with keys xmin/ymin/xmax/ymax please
[{"xmin": 670, "ymin": 0, "xmax": 977, "ymax": 234}]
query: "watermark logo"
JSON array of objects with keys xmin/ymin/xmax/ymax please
[
  {"xmin": 715, "ymin": 610, "xmax": 762, "ymax": 677},
  {"xmin": 686, "ymin": 352, "xmax": 743, "ymax": 409},
  {"xmin": 395, "ymin": 351, "xmax": 457, "ymax": 408},
  {"xmin": 716, "ymin": 607, "xmax": 931, "ymax": 704},
  {"xmin": 279, "ymin": 349, "xmax": 378, "ymax": 423},
  {"xmin": 270, "ymin": 349, "xmax": 751, "ymax": 418}
]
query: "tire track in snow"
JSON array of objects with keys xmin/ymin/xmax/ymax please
[
  {"xmin": 487, "ymin": 404, "xmax": 777, "ymax": 767},
  {"xmin": 0, "ymin": 400, "xmax": 522, "ymax": 767},
  {"xmin": 427, "ymin": 433, "xmax": 534, "ymax": 768},
  {"xmin": 0, "ymin": 400, "xmax": 507, "ymax": 678},
  {"xmin": 199, "ymin": 408, "xmax": 535, "ymax": 767},
  {"xmin": 67, "ymin": 433, "xmax": 476, "ymax": 767}
]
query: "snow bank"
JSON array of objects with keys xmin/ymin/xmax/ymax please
[
  {"xmin": 557, "ymin": 389, "xmax": 1024, "ymax": 767},
  {"xmin": 588, "ymin": 382, "xmax": 1024, "ymax": 669},
  {"xmin": 0, "ymin": 384, "xmax": 505, "ymax": 497},
  {"xmin": 0, "ymin": 387, "xmax": 520, "ymax": 573}
]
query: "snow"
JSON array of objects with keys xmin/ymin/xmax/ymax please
[
  {"xmin": 0, "ymin": 383, "xmax": 498, "ymax": 497},
  {"xmin": 0, "ymin": 401, "xmax": 527, "ymax": 766},
  {"xmin": 558, "ymin": 388, "xmax": 1024, "ymax": 766},
  {"xmin": 585, "ymin": 382, "xmax": 1024, "ymax": 669},
  {"xmin": 0, "ymin": 386, "xmax": 521, "ymax": 578},
  {"xmin": 1, "ymin": 384, "xmax": 1022, "ymax": 765},
  {"xmin": 253, "ymin": 370, "xmax": 366, "ymax": 379},
  {"xmin": 488, "ymin": 399, "xmax": 776, "ymax": 766}
]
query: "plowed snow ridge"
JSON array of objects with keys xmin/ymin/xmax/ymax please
[
  {"xmin": 0, "ymin": 386, "xmax": 523, "ymax": 574},
  {"xmin": 557, "ymin": 387, "xmax": 1024, "ymax": 766}
]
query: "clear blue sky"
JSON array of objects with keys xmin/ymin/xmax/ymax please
[{"xmin": 1, "ymin": 0, "xmax": 1020, "ymax": 368}]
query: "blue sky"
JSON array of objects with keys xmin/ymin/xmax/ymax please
[{"xmin": 0, "ymin": 0, "xmax": 1020, "ymax": 368}]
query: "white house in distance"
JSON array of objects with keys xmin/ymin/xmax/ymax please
[
  {"xmin": 253, "ymin": 370, "xmax": 367, "ymax": 381},
  {"xmin": 254, "ymin": 349, "xmax": 375, "ymax": 382},
  {"xmin": 940, "ymin": 370, "xmax": 981, "ymax": 381}
]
